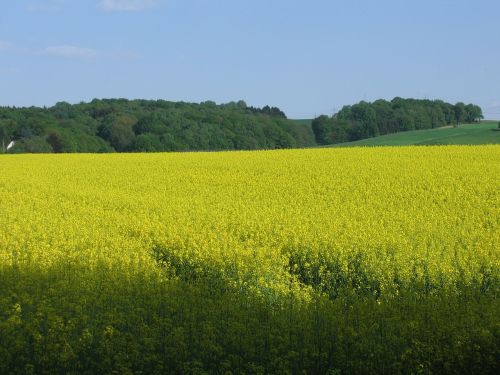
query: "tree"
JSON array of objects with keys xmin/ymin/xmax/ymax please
[
  {"xmin": 350, "ymin": 102, "xmax": 378, "ymax": 137},
  {"xmin": 0, "ymin": 119, "xmax": 16, "ymax": 153},
  {"xmin": 132, "ymin": 133, "xmax": 161, "ymax": 152},
  {"xmin": 46, "ymin": 131, "xmax": 78, "ymax": 153},
  {"xmin": 393, "ymin": 108, "xmax": 415, "ymax": 131},
  {"xmin": 311, "ymin": 115, "xmax": 331, "ymax": 145},
  {"xmin": 454, "ymin": 103, "xmax": 466, "ymax": 126},
  {"xmin": 47, "ymin": 132, "xmax": 64, "ymax": 153},
  {"xmin": 372, "ymin": 99, "xmax": 394, "ymax": 134},
  {"xmin": 99, "ymin": 115, "xmax": 137, "ymax": 151},
  {"xmin": 0, "ymin": 97, "xmax": 485, "ymax": 154},
  {"xmin": 328, "ymin": 119, "xmax": 350, "ymax": 143},
  {"xmin": 311, "ymin": 98, "xmax": 483, "ymax": 144},
  {"xmin": 9, "ymin": 136, "xmax": 53, "ymax": 153},
  {"xmin": 465, "ymin": 104, "xmax": 483, "ymax": 123}
]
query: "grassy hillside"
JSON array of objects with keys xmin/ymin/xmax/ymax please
[{"xmin": 329, "ymin": 121, "xmax": 500, "ymax": 147}]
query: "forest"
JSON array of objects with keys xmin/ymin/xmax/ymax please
[
  {"xmin": 312, "ymin": 98, "xmax": 483, "ymax": 145},
  {"xmin": 0, "ymin": 99, "xmax": 314, "ymax": 153},
  {"xmin": 0, "ymin": 98, "xmax": 483, "ymax": 153}
]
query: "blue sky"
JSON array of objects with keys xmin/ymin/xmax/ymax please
[{"xmin": 1, "ymin": 0, "xmax": 499, "ymax": 119}]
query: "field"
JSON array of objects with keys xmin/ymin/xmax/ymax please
[
  {"xmin": 330, "ymin": 122, "xmax": 500, "ymax": 147},
  {"xmin": 0, "ymin": 146, "xmax": 499, "ymax": 374}
]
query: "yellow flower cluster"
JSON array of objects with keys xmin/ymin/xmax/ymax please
[
  {"xmin": 1, "ymin": 145, "xmax": 499, "ymax": 373},
  {"xmin": 0, "ymin": 146, "xmax": 497, "ymax": 301}
]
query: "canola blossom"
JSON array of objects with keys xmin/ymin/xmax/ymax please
[{"xmin": 0, "ymin": 146, "xmax": 498, "ymax": 374}]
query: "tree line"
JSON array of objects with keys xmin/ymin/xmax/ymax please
[
  {"xmin": 312, "ymin": 98, "xmax": 483, "ymax": 145},
  {"xmin": 0, "ymin": 97, "xmax": 484, "ymax": 153},
  {"xmin": 0, "ymin": 99, "xmax": 315, "ymax": 153}
]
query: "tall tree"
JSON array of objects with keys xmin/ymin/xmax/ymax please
[
  {"xmin": 454, "ymin": 102, "xmax": 466, "ymax": 126},
  {"xmin": 99, "ymin": 115, "xmax": 137, "ymax": 151},
  {"xmin": 0, "ymin": 119, "xmax": 16, "ymax": 153}
]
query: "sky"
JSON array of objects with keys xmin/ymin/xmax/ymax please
[{"xmin": 0, "ymin": 0, "xmax": 499, "ymax": 119}]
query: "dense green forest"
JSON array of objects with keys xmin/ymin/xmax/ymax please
[
  {"xmin": 312, "ymin": 98, "xmax": 483, "ymax": 145},
  {"xmin": 0, "ymin": 99, "xmax": 314, "ymax": 153},
  {"xmin": 0, "ymin": 98, "xmax": 484, "ymax": 153}
]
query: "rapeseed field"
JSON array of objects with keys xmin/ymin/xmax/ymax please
[{"xmin": 0, "ymin": 146, "xmax": 498, "ymax": 374}]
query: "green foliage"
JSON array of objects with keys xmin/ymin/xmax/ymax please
[
  {"xmin": 0, "ymin": 99, "xmax": 307, "ymax": 153},
  {"xmin": 247, "ymin": 104, "xmax": 287, "ymax": 118},
  {"xmin": 98, "ymin": 114, "xmax": 137, "ymax": 151},
  {"xmin": 131, "ymin": 133, "xmax": 162, "ymax": 152},
  {"xmin": 454, "ymin": 102, "xmax": 466, "ymax": 126},
  {"xmin": 9, "ymin": 136, "xmax": 53, "ymax": 153},
  {"xmin": 313, "ymin": 98, "xmax": 484, "ymax": 145},
  {"xmin": 312, "ymin": 116, "xmax": 350, "ymax": 145},
  {"xmin": 0, "ymin": 265, "xmax": 497, "ymax": 375},
  {"xmin": 1, "ymin": 98, "xmax": 484, "ymax": 153},
  {"xmin": 0, "ymin": 120, "xmax": 15, "ymax": 153}
]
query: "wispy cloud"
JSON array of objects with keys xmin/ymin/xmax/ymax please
[
  {"xmin": 44, "ymin": 45, "xmax": 97, "ymax": 58},
  {"xmin": 2, "ymin": 41, "xmax": 139, "ymax": 61},
  {"xmin": 99, "ymin": 0, "xmax": 158, "ymax": 12}
]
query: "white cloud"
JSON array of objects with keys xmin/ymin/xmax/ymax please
[
  {"xmin": 44, "ymin": 45, "xmax": 97, "ymax": 58},
  {"xmin": 99, "ymin": 0, "xmax": 157, "ymax": 11}
]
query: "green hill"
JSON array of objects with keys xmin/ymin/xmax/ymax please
[
  {"xmin": 2, "ymin": 99, "xmax": 496, "ymax": 154},
  {"xmin": 328, "ymin": 122, "xmax": 500, "ymax": 147},
  {"xmin": 0, "ymin": 99, "xmax": 316, "ymax": 153}
]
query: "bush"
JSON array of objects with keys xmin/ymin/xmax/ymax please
[{"xmin": 10, "ymin": 136, "xmax": 53, "ymax": 153}]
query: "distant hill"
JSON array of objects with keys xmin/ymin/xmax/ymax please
[
  {"xmin": 327, "ymin": 122, "xmax": 500, "ymax": 147},
  {"xmin": 0, "ymin": 99, "xmax": 316, "ymax": 153},
  {"xmin": 1, "ymin": 98, "xmax": 492, "ymax": 154},
  {"xmin": 311, "ymin": 98, "xmax": 484, "ymax": 146}
]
